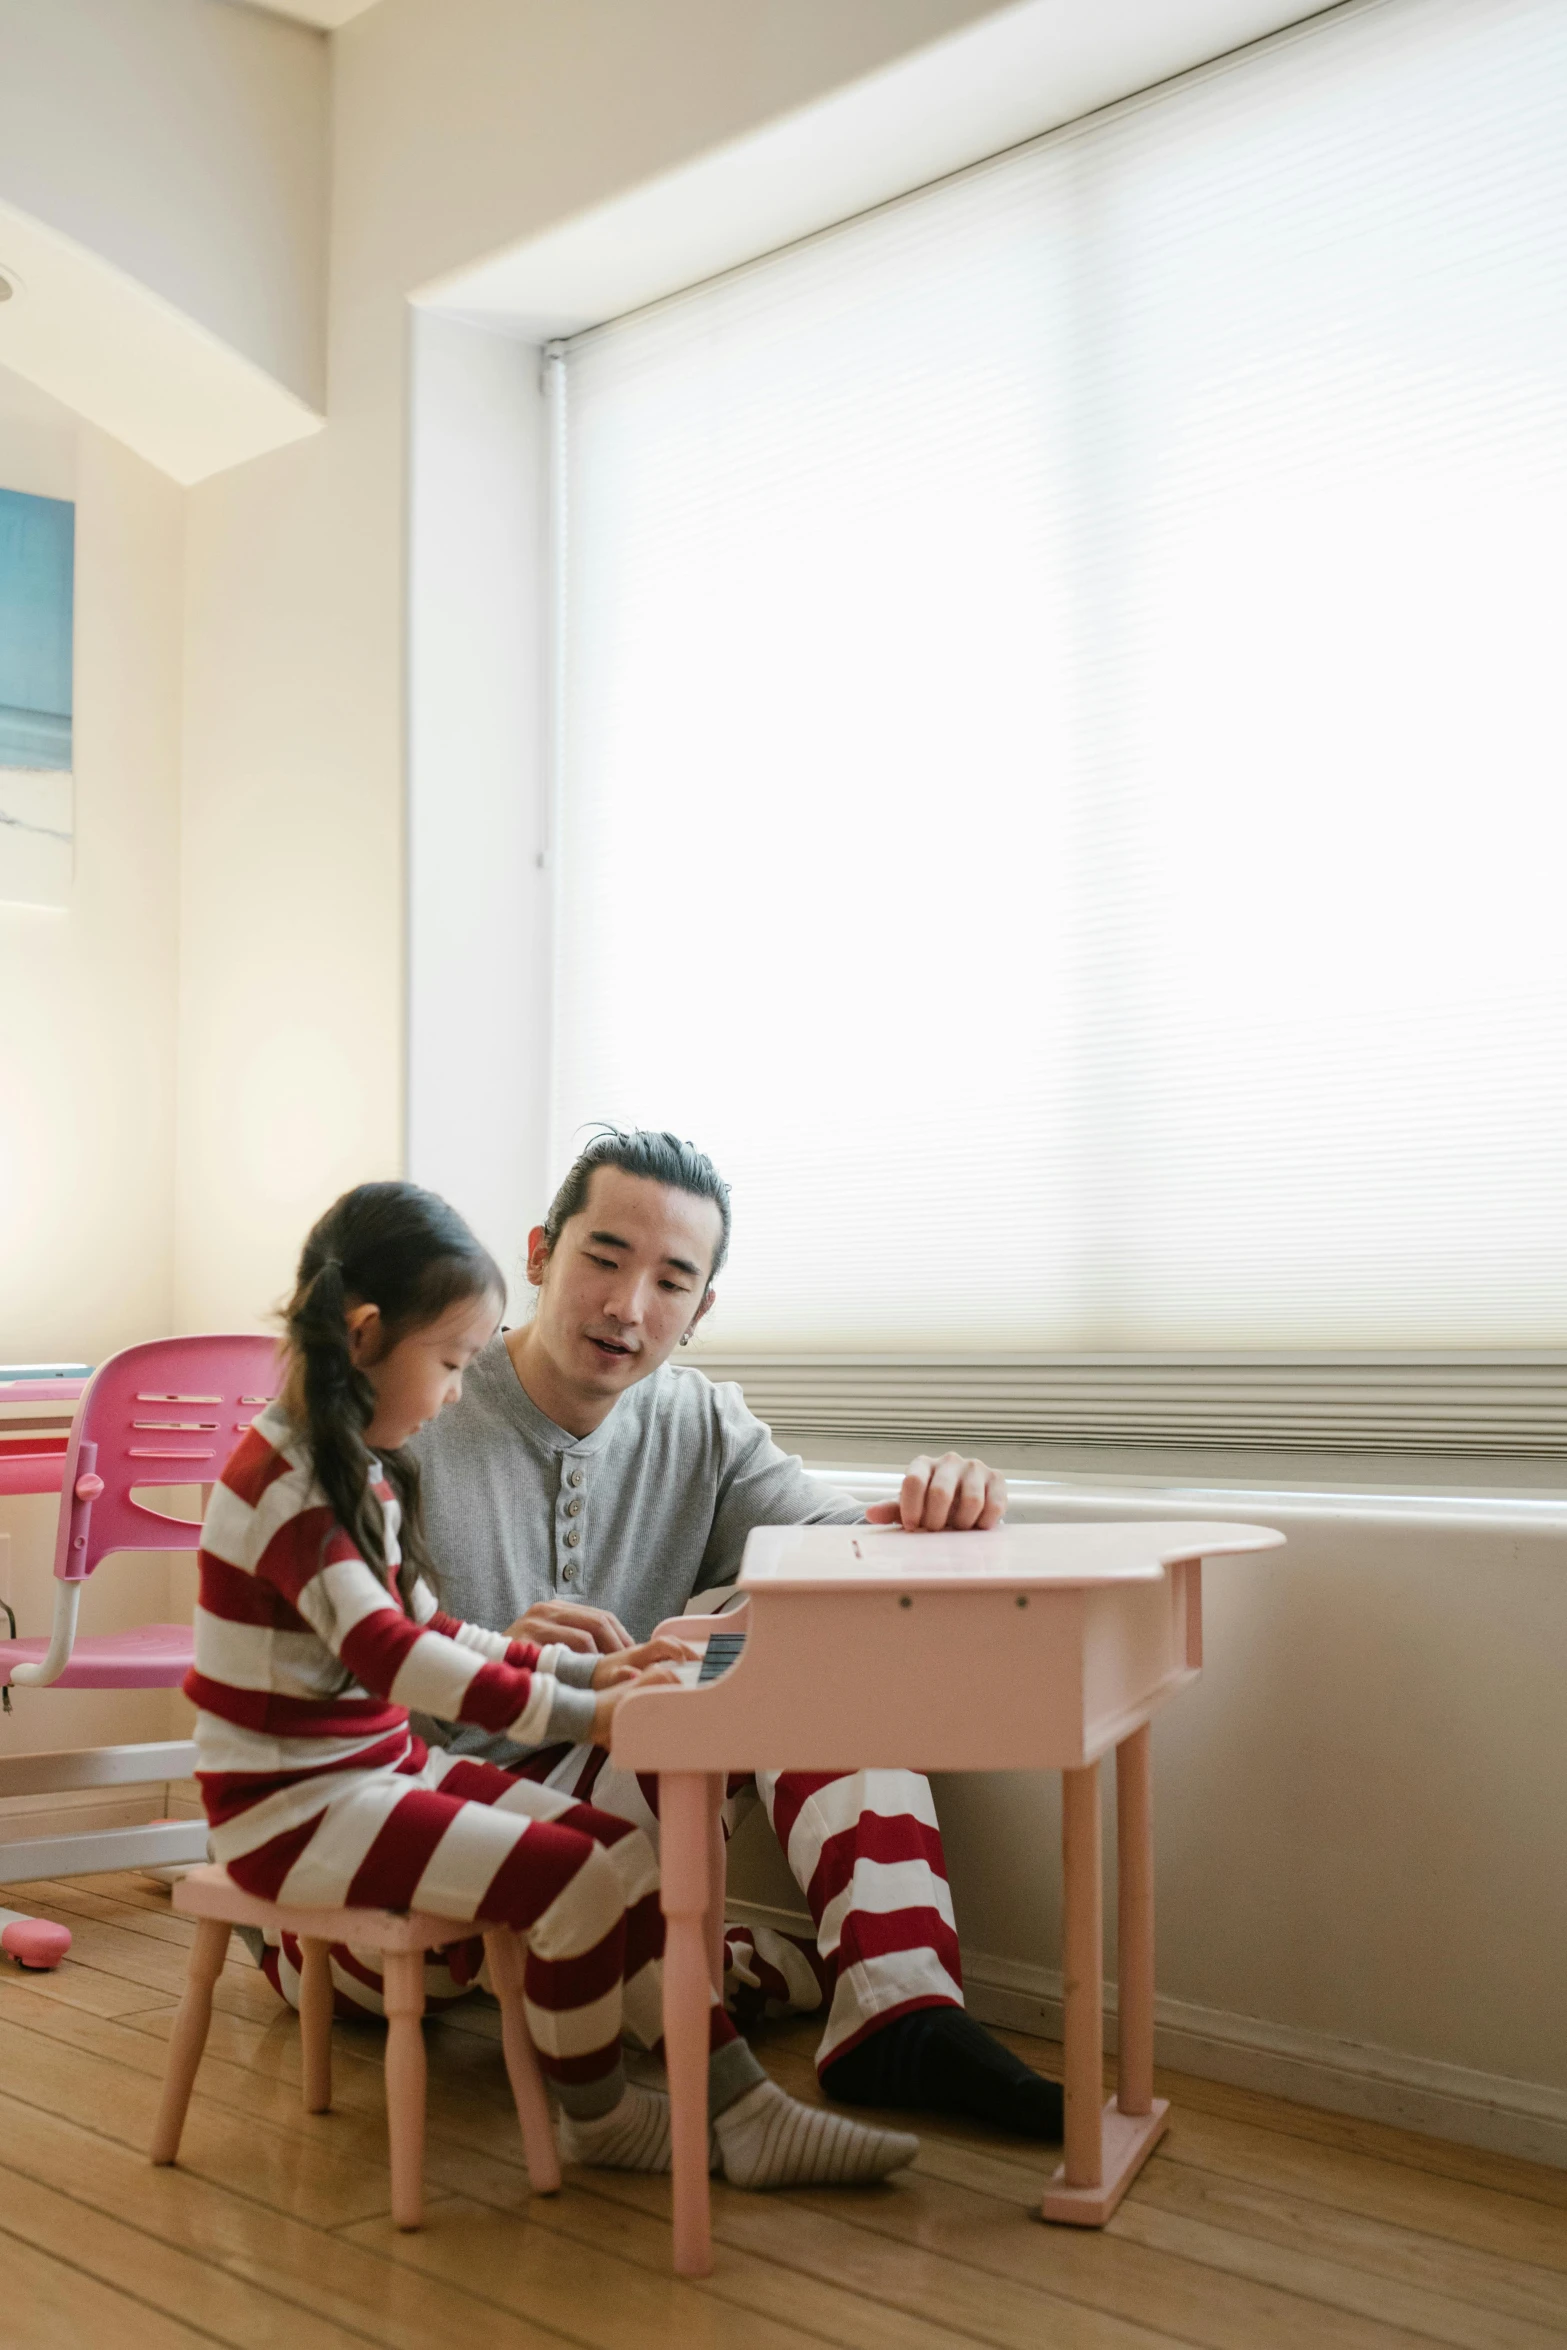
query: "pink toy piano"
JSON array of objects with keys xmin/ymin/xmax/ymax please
[{"xmin": 613, "ymin": 1516, "xmax": 1284, "ymax": 2275}]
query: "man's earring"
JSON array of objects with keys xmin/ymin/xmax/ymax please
[{"xmin": 679, "ymin": 1332, "xmax": 691, "ymax": 1346}]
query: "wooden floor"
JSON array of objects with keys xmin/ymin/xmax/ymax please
[{"xmin": 1, "ymin": 1873, "xmax": 1564, "ymax": 2349}]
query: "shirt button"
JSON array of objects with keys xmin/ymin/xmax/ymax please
[
  {"xmin": 569, "ymin": 1467, "xmax": 585, "ymax": 1489},
  {"xmin": 564, "ymin": 1527, "xmax": 582, "ymax": 1548},
  {"xmin": 562, "ymin": 1561, "xmax": 578, "ymax": 1583},
  {"xmin": 566, "ymin": 1496, "xmax": 583, "ymax": 1517}
]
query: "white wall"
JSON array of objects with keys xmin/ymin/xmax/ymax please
[
  {"xmin": 0, "ymin": 364, "xmax": 188, "ymax": 1763},
  {"xmin": 0, "ymin": 0, "xmax": 327, "ymax": 409},
  {"xmin": 0, "ymin": 368, "xmax": 183, "ymax": 1366},
  {"xmin": 174, "ymin": 424, "xmax": 404, "ymax": 1332},
  {"xmin": 406, "ymin": 315, "xmax": 551, "ymax": 1309},
  {"xmin": 0, "ymin": 0, "xmax": 333, "ymax": 1773}
]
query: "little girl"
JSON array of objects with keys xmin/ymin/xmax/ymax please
[{"xmin": 189, "ymin": 1179, "xmax": 916, "ymax": 2188}]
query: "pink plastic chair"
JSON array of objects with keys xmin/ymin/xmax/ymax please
[{"xmin": 0, "ymin": 1334, "xmax": 279, "ymax": 1889}]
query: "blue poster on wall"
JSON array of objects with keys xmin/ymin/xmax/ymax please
[
  {"xmin": 0, "ymin": 484, "xmax": 75, "ymax": 905},
  {"xmin": 0, "ymin": 487, "xmax": 74, "ymax": 770}
]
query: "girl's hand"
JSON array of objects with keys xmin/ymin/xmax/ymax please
[
  {"xmin": 590, "ymin": 1662, "xmax": 681, "ymax": 1748},
  {"xmin": 590, "ymin": 1634, "xmax": 696, "ymax": 1689}
]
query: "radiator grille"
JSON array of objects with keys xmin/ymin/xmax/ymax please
[{"xmin": 684, "ymin": 1354, "xmax": 1567, "ymax": 1457}]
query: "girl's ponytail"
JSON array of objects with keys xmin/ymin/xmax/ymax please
[
  {"xmin": 280, "ymin": 1183, "xmax": 503, "ymax": 1609},
  {"xmin": 288, "ymin": 1251, "xmax": 384, "ymax": 1583}
]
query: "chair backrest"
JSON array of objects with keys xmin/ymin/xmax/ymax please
[{"xmin": 53, "ymin": 1334, "xmax": 281, "ymax": 1583}]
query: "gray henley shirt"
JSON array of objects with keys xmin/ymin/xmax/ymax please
[{"xmin": 408, "ymin": 1334, "xmax": 864, "ymax": 1768}]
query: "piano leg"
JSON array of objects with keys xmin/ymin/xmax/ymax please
[
  {"xmin": 659, "ymin": 1770, "xmax": 714, "ymax": 2276},
  {"xmin": 1115, "ymin": 1723, "xmax": 1156, "ymax": 2117},
  {"xmin": 705, "ymin": 1772, "xmax": 727, "ymax": 1995},
  {"xmin": 1041, "ymin": 1736, "xmax": 1168, "ymax": 2224},
  {"xmin": 1060, "ymin": 1759, "xmax": 1103, "ymax": 2191}
]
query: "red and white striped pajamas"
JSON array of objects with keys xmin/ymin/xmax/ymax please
[
  {"xmin": 515, "ymin": 1747, "xmax": 963, "ymax": 2069},
  {"xmin": 264, "ymin": 1738, "xmax": 962, "ymax": 2074},
  {"xmin": 189, "ymin": 1407, "xmax": 736, "ymax": 2093}
]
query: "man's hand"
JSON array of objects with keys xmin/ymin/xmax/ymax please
[
  {"xmin": 507, "ymin": 1600, "xmax": 634, "ymax": 1654},
  {"xmin": 589, "ymin": 1634, "xmax": 696, "ymax": 1688},
  {"xmin": 589, "ymin": 1661, "xmax": 681, "ymax": 1747},
  {"xmin": 864, "ymin": 1452, "xmax": 1007, "ymax": 1533}
]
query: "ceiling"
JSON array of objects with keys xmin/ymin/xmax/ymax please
[
  {"xmin": 426, "ymin": 0, "xmax": 1343, "ymax": 341},
  {"xmin": 231, "ymin": 0, "xmax": 383, "ymax": 28}
]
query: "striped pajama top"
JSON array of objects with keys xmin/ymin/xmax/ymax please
[{"xmin": 186, "ymin": 1403, "xmax": 598, "ymax": 1850}]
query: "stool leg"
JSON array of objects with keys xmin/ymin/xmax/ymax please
[
  {"xmin": 1115, "ymin": 1725, "xmax": 1155, "ymax": 2119},
  {"xmin": 661, "ymin": 1771, "xmax": 714, "ymax": 2278},
  {"xmin": 1061, "ymin": 1761, "xmax": 1104, "ymax": 2190},
  {"xmin": 485, "ymin": 1929, "xmax": 561, "ymax": 2195},
  {"xmin": 382, "ymin": 1950, "xmax": 427, "ymax": 2230},
  {"xmin": 151, "ymin": 1917, "xmax": 231, "ymax": 2164},
  {"xmin": 298, "ymin": 1935, "xmax": 333, "ymax": 2115},
  {"xmin": 705, "ymin": 1773, "xmax": 727, "ymax": 1995}
]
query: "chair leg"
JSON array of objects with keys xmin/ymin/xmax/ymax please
[
  {"xmin": 298, "ymin": 1935, "xmax": 333, "ymax": 2114},
  {"xmin": 382, "ymin": 1949, "xmax": 427, "ymax": 2230},
  {"xmin": 150, "ymin": 1917, "xmax": 231, "ymax": 2164},
  {"xmin": 485, "ymin": 1928, "xmax": 561, "ymax": 2195}
]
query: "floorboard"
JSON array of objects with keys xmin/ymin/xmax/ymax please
[{"xmin": 0, "ymin": 1872, "xmax": 1560, "ymax": 2350}]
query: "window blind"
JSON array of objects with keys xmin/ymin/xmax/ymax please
[{"xmin": 549, "ymin": 0, "xmax": 1567, "ymax": 1413}]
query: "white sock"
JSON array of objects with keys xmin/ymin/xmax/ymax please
[
  {"xmin": 712, "ymin": 2079, "xmax": 919, "ymax": 2190},
  {"xmin": 558, "ymin": 2084, "xmax": 673, "ymax": 2173}
]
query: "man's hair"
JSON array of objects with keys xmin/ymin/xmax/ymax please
[{"xmin": 542, "ymin": 1126, "xmax": 732, "ymax": 1281}]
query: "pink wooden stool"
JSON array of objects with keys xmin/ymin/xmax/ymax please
[{"xmin": 151, "ymin": 1866, "xmax": 561, "ymax": 2226}]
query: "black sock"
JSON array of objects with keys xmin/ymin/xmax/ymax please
[{"xmin": 821, "ymin": 2007, "xmax": 1063, "ymax": 2140}]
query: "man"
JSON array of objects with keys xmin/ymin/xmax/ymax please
[{"xmin": 404, "ymin": 1127, "xmax": 1061, "ymax": 2139}]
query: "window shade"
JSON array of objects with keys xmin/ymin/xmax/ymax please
[{"xmin": 551, "ymin": 0, "xmax": 1567, "ymax": 1362}]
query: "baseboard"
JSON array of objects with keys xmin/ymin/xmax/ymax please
[
  {"xmin": 726, "ymin": 1896, "xmax": 1567, "ymax": 2171},
  {"xmin": 0, "ymin": 1782, "xmax": 193, "ymax": 1848}
]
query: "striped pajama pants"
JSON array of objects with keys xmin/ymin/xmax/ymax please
[
  {"xmin": 228, "ymin": 1741, "xmax": 735, "ymax": 2091},
  {"xmin": 260, "ymin": 1750, "xmax": 961, "ymax": 2075}
]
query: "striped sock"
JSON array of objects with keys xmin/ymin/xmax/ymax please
[
  {"xmin": 712, "ymin": 2079, "xmax": 918, "ymax": 2189},
  {"xmin": 558, "ymin": 2084, "xmax": 673, "ymax": 2173}
]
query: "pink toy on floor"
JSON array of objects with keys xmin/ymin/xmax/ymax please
[{"xmin": 0, "ymin": 1908, "xmax": 70, "ymax": 1968}]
